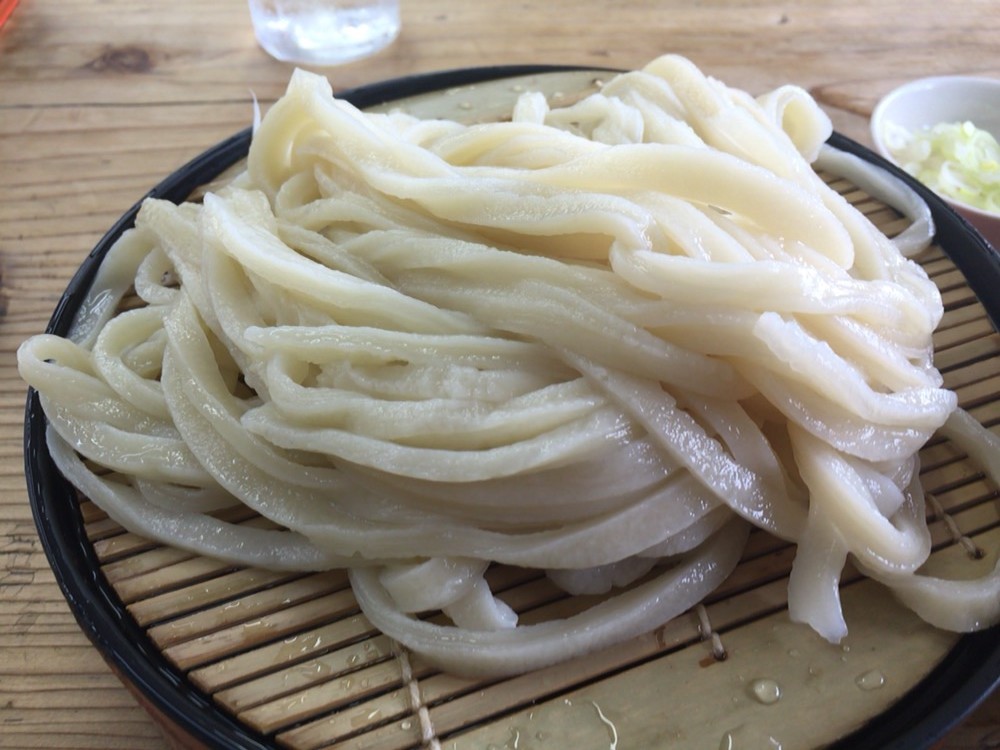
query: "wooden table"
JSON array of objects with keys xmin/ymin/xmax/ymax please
[{"xmin": 1, "ymin": 1, "xmax": 998, "ymax": 747}]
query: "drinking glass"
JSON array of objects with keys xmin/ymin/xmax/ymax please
[{"xmin": 248, "ymin": 0, "xmax": 400, "ymax": 66}]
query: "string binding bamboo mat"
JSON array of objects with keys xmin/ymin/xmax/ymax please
[{"xmin": 37, "ymin": 71, "xmax": 1000, "ymax": 750}]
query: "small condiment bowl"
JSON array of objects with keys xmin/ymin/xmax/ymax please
[{"xmin": 870, "ymin": 76, "xmax": 1000, "ymax": 249}]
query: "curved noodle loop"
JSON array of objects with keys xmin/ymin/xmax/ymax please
[{"xmin": 18, "ymin": 56, "xmax": 999, "ymax": 676}]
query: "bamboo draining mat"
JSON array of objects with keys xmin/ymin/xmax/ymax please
[{"xmin": 54, "ymin": 74, "xmax": 1000, "ymax": 749}]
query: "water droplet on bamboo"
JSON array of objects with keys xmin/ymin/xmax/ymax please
[
  {"xmin": 855, "ymin": 669, "xmax": 886, "ymax": 691},
  {"xmin": 750, "ymin": 678, "xmax": 781, "ymax": 705},
  {"xmin": 300, "ymin": 661, "xmax": 330, "ymax": 678}
]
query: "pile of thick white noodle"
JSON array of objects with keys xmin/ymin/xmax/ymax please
[{"xmin": 19, "ymin": 56, "xmax": 1000, "ymax": 677}]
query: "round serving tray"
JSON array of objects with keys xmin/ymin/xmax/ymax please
[{"xmin": 24, "ymin": 66, "xmax": 1000, "ymax": 750}]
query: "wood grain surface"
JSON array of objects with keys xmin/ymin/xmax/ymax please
[{"xmin": 1, "ymin": 1, "xmax": 998, "ymax": 748}]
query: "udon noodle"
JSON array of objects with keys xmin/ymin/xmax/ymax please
[{"xmin": 18, "ymin": 56, "xmax": 1000, "ymax": 676}]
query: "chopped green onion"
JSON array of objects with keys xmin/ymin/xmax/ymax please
[{"xmin": 884, "ymin": 120, "xmax": 1000, "ymax": 213}]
